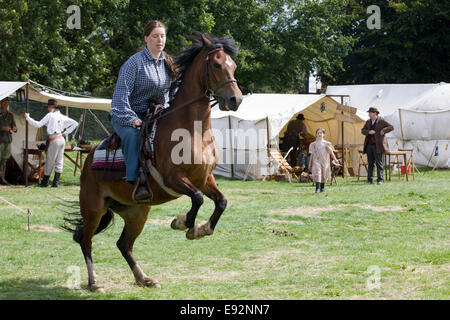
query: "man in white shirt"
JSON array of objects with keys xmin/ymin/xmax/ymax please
[{"xmin": 25, "ymin": 99, "xmax": 79, "ymax": 187}]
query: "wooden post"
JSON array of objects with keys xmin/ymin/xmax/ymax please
[
  {"xmin": 24, "ymin": 83, "xmax": 29, "ymax": 187},
  {"xmin": 79, "ymin": 109, "xmax": 87, "ymax": 141}
]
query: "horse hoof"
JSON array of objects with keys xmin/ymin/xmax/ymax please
[
  {"xmin": 89, "ymin": 284, "xmax": 105, "ymax": 293},
  {"xmin": 138, "ymin": 277, "xmax": 161, "ymax": 289},
  {"xmin": 186, "ymin": 227, "xmax": 197, "ymax": 240},
  {"xmin": 171, "ymin": 214, "xmax": 187, "ymax": 230},
  {"xmin": 186, "ymin": 222, "xmax": 213, "ymax": 240}
]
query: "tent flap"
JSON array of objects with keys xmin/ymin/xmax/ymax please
[{"xmin": 0, "ymin": 81, "xmax": 111, "ymax": 111}]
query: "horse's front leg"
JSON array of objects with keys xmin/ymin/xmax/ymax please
[
  {"xmin": 196, "ymin": 173, "xmax": 227, "ymax": 238},
  {"xmin": 175, "ymin": 173, "xmax": 226, "ymax": 240},
  {"xmin": 166, "ymin": 174, "xmax": 205, "ymax": 240}
]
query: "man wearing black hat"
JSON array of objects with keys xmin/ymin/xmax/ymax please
[
  {"xmin": 0, "ymin": 97, "xmax": 17, "ymax": 185},
  {"xmin": 25, "ymin": 99, "xmax": 78, "ymax": 187},
  {"xmin": 362, "ymin": 107, "xmax": 394, "ymax": 185}
]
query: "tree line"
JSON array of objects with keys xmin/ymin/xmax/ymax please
[{"xmin": 1, "ymin": 0, "xmax": 449, "ymax": 97}]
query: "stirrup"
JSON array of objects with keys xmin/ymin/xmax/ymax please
[{"xmin": 131, "ymin": 175, "xmax": 153, "ymax": 204}]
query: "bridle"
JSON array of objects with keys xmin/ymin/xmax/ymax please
[
  {"xmin": 148, "ymin": 47, "xmax": 238, "ymax": 121},
  {"xmin": 204, "ymin": 47, "xmax": 238, "ymax": 104}
]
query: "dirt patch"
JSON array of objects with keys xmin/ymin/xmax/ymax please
[
  {"xmin": 162, "ymin": 268, "xmax": 243, "ymax": 282},
  {"xmin": 350, "ymin": 204, "xmax": 404, "ymax": 212},
  {"xmin": 269, "ymin": 204, "xmax": 406, "ymax": 218},
  {"xmin": 227, "ymin": 195, "xmax": 250, "ymax": 201},
  {"xmin": 28, "ymin": 225, "xmax": 62, "ymax": 233},
  {"xmin": 249, "ymin": 248, "xmax": 306, "ymax": 266},
  {"xmin": 228, "ymin": 188, "xmax": 277, "ymax": 194},
  {"xmin": 269, "ymin": 207, "xmax": 325, "ymax": 218},
  {"xmin": 270, "ymin": 218, "xmax": 304, "ymax": 225},
  {"xmin": 289, "ymin": 240, "xmax": 312, "ymax": 247},
  {"xmin": 146, "ymin": 218, "xmax": 173, "ymax": 226},
  {"xmin": 405, "ymin": 263, "xmax": 450, "ymax": 274}
]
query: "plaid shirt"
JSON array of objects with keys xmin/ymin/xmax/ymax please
[{"xmin": 111, "ymin": 47, "xmax": 174, "ymax": 126}]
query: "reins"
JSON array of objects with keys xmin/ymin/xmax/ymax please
[{"xmin": 147, "ymin": 47, "xmax": 237, "ymax": 122}]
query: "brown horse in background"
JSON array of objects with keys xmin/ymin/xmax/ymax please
[{"xmin": 64, "ymin": 33, "xmax": 243, "ymax": 292}]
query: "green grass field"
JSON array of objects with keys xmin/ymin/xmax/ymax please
[{"xmin": 0, "ymin": 159, "xmax": 448, "ymax": 300}]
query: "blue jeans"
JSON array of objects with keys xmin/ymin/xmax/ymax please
[{"xmin": 111, "ymin": 116, "xmax": 141, "ymax": 182}]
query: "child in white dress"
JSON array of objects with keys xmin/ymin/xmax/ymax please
[{"xmin": 308, "ymin": 128, "xmax": 339, "ymax": 193}]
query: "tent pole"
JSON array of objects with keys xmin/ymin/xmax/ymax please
[
  {"xmin": 65, "ymin": 106, "xmax": 69, "ymax": 142},
  {"xmin": 341, "ymin": 96, "xmax": 345, "ymax": 178},
  {"xmin": 228, "ymin": 115, "xmax": 234, "ymax": 178},
  {"xmin": 24, "ymin": 83, "xmax": 29, "ymax": 187},
  {"xmin": 266, "ymin": 116, "xmax": 271, "ymax": 176},
  {"xmin": 88, "ymin": 109, "xmax": 110, "ymax": 136},
  {"xmin": 398, "ymin": 109, "xmax": 405, "ymax": 149}
]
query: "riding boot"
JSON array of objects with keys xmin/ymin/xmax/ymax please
[
  {"xmin": 315, "ymin": 182, "xmax": 321, "ymax": 193},
  {"xmin": 132, "ymin": 170, "xmax": 153, "ymax": 203},
  {"xmin": 320, "ymin": 183, "xmax": 325, "ymax": 193},
  {"xmin": 0, "ymin": 165, "xmax": 8, "ymax": 185},
  {"xmin": 52, "ymin": 172, "xmax": 61, "ymax": 187},
  {"xmin": 39, "ymin": 175, "xmax": 50, "ymax": 188}
]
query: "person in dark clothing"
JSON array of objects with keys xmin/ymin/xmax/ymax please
[
  {"xmin": 361, "ymin": 107, "xmax": 394, "ymax": 185},
  {"xmin": 0, "ymin": 97, "xmax": 17, "ymax": 185},
  {"xmin": 284, "ymin": 113, "xmax": 307, "ymax": 167}
]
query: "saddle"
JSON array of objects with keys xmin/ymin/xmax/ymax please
[
  {"xmin": 91, "ymin": 133, "xmax": 126, "ymax": 181},
  {"xmin": 97, "ymin": 132, "xmax": 121, "ymax": 150},
  {"xmin": 91, "ymin": 104, "xmax": 165, "ymax": 203}
]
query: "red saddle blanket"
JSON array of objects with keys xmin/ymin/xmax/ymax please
[
  {"xmin": 91, "ymin": 148, "xmax": 126, "ymax": 171},
  {"xmin": 91, "ymin": 135, "xmax": 126, "ymax": 181}
]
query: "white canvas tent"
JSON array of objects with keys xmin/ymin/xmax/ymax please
[
  {"xmin": 326, "ymin": 83, "xmax": 450, "ymax": 168},
  {"xmin": 211, "ymin": 94, "xmax": 368, "ymax": 180},
  {"xmin": 0, "ymin": 81, "xmax": 111, "ymax": 181}
]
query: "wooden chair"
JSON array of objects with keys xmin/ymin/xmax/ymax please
[
  {"xmin": 384, "ymin": 149, "xmax": 415, "ymax": 181},
  {"xmin": 334, "ymin": 146, "xmax": 353, "ymax": 177},
  {"xmin": 264, "ymin": 148, "xmax": 299, "ymax": 183},
  {"xmin": 398, "ymin": 148, "xmax": 415, "ymax": 180},
  {"xmin": 357, "ymin": 150, "xmax": 368, "ymax": 181}
]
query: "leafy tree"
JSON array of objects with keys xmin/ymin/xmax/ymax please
[
  {"xmin": 208, "ymin": 0, "xmax": 354, "ymax": 93},
  {"xmin": 331, "ymin": 0, "xmax": 450, "ymax": 84},
  {"xmin": 0, "ymin": 0, "xmax": 215, "ymax": 95}
]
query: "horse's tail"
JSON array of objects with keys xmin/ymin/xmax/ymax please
[{"xmin": 61, "ymin": 208, "xmax": 115, "ymax": 244}]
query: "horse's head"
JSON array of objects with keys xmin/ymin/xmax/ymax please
[
  {"xmin": 175, "ymin": 33, "xmax": 243, "ymax": 111},
  {"xmin": 201, "ymin": 35, "xmax": 243, "ymax": 112}
]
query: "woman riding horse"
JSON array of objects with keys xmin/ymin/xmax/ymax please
[
  {"xmin": 64, "ymin": 25, "xmax": 243, "ymax": 292},
  {"xmin": 110, "ymin": 20, "xmax": 178, "ymax": 201}
]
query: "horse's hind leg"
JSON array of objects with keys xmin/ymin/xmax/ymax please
[
  {"xmin": 113, "ymin": 204, "xmax": 159, "ymax": 288},
  {"xmin": 79, "ymin": 207, "xmax": 106, "ymax": 292},
  {"xmin": 186, "ymin": 173, "xmax": 225, "ymax": 240}
]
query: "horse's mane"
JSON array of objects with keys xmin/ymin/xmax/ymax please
[{"xmin": 175, "ymin": 32, "xmax": 239, "ymax": 80}]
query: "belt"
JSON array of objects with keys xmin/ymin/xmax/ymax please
[{"xmin": 48, "ymin": 134, "xmax": 63, "ymax": 142}]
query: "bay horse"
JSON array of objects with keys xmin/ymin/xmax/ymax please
[{"xmin": 64, "ymin": 33, "xmax": 243, "ymax": 292}]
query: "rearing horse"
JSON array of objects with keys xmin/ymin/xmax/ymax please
[{"xmin": 65, "ymin": 33, "xmax": 243, "ymax": 292}]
